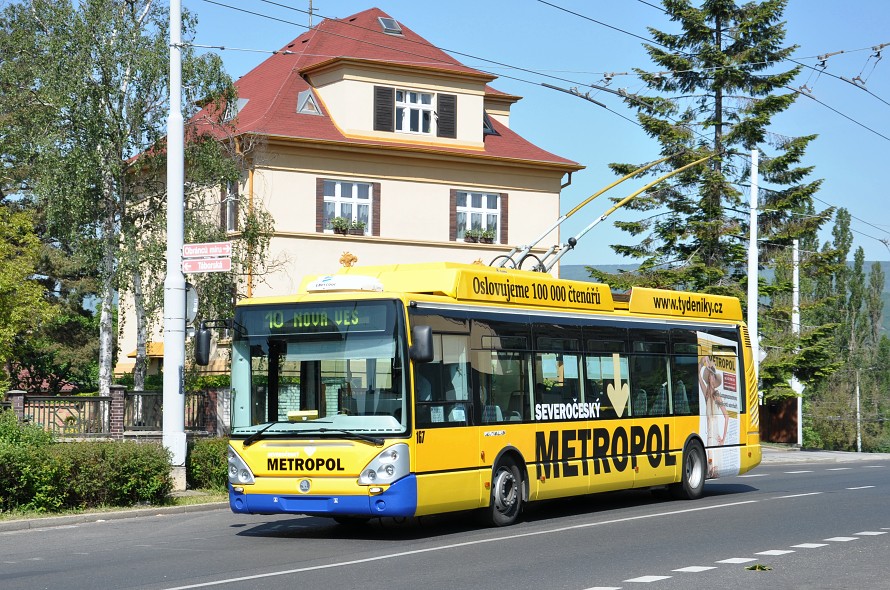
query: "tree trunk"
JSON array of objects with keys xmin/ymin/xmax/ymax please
[
  {"xmin": 133, "ymin": 267, "xmax": 147, "ymax": 391},
  {"xmin": 97, "ymin": 173, "xmax": 117, "ymax": 397}
]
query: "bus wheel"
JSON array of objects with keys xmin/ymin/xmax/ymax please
[
  {"xmin": 333, "ymin": 516, "xmax": 370, "ymax": 526},
  {"xmin": 670, "ymin": 440, "xmax": 705, "ymax": 500},
  {"xmin": 486, "ymin": 458, "xmax": 523, "ymax": 526}
]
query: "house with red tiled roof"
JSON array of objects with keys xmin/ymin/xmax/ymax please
[{"xmin": 116, "ymin": 7, "xmax": 581, "ymax": 375}]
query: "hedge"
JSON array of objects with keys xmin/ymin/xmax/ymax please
[
  {"xmin": 187, "ymin": 437, "xmax": 229, "ymax": 492},
  {"xmin": 0, "ymin": 411, "xmax": 233, "ymax": 513},
  {"xmin": 0, "ymin": 410, "xmax": 172, "ymax": 513}
]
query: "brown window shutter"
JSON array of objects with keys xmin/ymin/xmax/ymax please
[
  {"xmin": 316, "ymin": 178, "xmax": 325, "ymax": 232},
  {"xmin": 373, "ymin": 86, "xmax": 395, "ymax": 132},
  {"xmin": 499, "ymin": 193, "xmax": 509, "ymax": 244},
  {"xmin": 449, "ymin": 189, "xmax": 458, "ymax": 241},
  {"xmin": 437, "ymin": 94, "xmax": 457, "ymax": 138},
  {"xmin": 372, "ymin": 182, "xmax": 381, "ymax": 237}
]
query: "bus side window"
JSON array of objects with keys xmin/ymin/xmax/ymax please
[{"xmin": 671, "ymin": 354, "xmax": 699, "ymax": 416}]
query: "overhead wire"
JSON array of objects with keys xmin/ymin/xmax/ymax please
[{"xmin": 196, "ymin": 0, "xmax": 889, "ymax": 252}]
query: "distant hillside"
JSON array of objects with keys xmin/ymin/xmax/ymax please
[
  {"xmin": 561, "ymin": 262, "xmax": 890, "ymax": 292},
  {"xmin": 561, "ymin": 262, "xmax": 890, "ymax": 336}
]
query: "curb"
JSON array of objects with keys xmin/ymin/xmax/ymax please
[{"xmin": 0, "ymin": 501, "xmax": 228, "ymax": 533}]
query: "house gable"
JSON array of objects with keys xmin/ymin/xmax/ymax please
[{"xmin": 210, "ymin": 7, "xmax": 579, "ymax": 169}]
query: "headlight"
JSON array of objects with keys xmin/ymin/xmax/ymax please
[
  {"xmin": 227, "ymin": 445, "xmax": 255, "ymax": 485},
  {"xmin": 359, "ymin": 443, "xmax": 409, "ymax": 485}
]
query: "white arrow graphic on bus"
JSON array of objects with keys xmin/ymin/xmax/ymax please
[{"xmin": 607, "ymin": 353, "xmax": 629, "ymax": 418}]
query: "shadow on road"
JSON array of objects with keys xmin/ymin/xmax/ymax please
[{"xmin": 231, "ymin": 481, "xmax": 760, "ymax": 540}]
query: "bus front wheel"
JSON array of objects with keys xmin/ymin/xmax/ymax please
[
  {"xmin": 486, "ymin": 458, "xmax": 523, "ymax": 526},
  {"xmin": 670, "ymin": 440, "xmax": 705, "ymax": 500}
]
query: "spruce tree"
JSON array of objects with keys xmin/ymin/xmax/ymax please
[{"xmin": 590, "ymin": 0, "xmax": 825, "ymax": 297}]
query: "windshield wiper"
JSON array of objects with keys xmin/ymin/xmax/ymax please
[
  {"xmin": 242, "ymin": 423, "xmax": 386, "ymax": 447},
  {"xmin": 242, "ymin": 421, "xmax": 291, "ymax": 447},
  {"xmin": 300, "ymin": 428, "xmax": 385, "ymax": 446}
]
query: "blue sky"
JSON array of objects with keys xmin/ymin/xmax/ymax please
[{"xmin": 183, "ymin": 0, "xmax": 890, "ymax": 265}]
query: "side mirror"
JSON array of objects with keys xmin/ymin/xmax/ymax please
[
  {"xmin": 195, "ymin": 325, "xmax": 212, "ymax": 366},
  {"xmin": 409, "ymin": 325, "xmax": 434, "ymax": 363}
]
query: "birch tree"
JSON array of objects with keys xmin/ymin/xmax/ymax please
[{"xmin": 0, "ymin": 0, "xmax": 239, "ymax": 393}]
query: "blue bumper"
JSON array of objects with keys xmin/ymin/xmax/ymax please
[{"xmin": 228, "ymin": 474, "xmax": 418, "ymax": 518}]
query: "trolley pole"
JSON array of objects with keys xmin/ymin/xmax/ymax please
[{"xmin": 163, "ymin": 0, "xmax": 187, "ymax": 490}]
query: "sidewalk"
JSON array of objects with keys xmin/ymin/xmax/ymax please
[
  {"xmin": 760, "ymin": 443, "xmax": 890, "ymax": 464},
  {"xmin": 4, "ymin": 446, "xmax": 889, "ymax": 534},
  {"xmin": 0, "ymin": 498, "xmax": 228, "ymax": 534}
]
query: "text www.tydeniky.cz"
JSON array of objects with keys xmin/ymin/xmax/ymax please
[{"xmin": 653, "ymin": 295, "xmax": 723, "ymax": 317}]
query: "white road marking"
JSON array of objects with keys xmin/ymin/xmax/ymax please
[
  {"xmin": 792, "ymin": 543, "xmax": 828, "ymax": 548},
  {"xmin": 738, "ymin": 473, "xmax": 767, "ymax": 477},
  {"xmin": 624, "ymin": 575, "xmax": 672, "ymax": 583},
  {"xmin": 846, "ymin": 486, "xmax": 875, "ymax": 490},
  {"xmin": 784, "ymin": 470, "xmax": 813, "ymax": 474},
  {"xmin": 854, "ymin": 531, "xmax": 887, "ymax": 536},
  {"xmin": 773, "ymin": 492, "xmax": 822, "ymax": 499},
  {"xmin": 673, "ymin": 566, "xmax": 717, "ymax": 572},
  {"xmin": 826, "ymin": 467, "xmax": 852, "ymax": 471},
  {"xmin": 716, "ymin": 557, "xmax": 757, "ymax": 564},
  {"xmin": 158, "ymin": 499, "xmax": 759, "ymax": 590},
  {"xmin": 824, "ymin": 537, "xmax": 858, "ymax": 542},
  {"xmin": 756, "ymin": 549, "xmax": 795, "ymax": 556}
]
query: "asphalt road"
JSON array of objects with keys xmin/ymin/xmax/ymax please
[{"xmin": 2, "ymin": 447, "xmax": 888, "ymax": 590}]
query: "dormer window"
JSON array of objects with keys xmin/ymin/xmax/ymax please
[
  {"xmin": 483, "ymin": 112, "xmax": 499, "ymax": 136},
  {"xmin": 297, "ymin": 89, "xmax": 321, "ymax": 115},
  {"xmin": 396, "ymin": 89, "xmax": 433, "ymax": 134},
  {"xmin": 374, "ymin": 86, "xmax": 457, "ymax": 139},
  {"xmin": 378, "ymin": 17, "xmax": 402, "ymax": 35},
  {"xmin": 222, "ymin": 98, "xmax": 249, "ymax": 122}
]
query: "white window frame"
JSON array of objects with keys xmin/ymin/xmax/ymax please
[
  {"xmin": 323, "ymin": 179, "xmax": 373, "ymax": 235},
  {"xmin": 395, "ymin": 89, "xmax": 434, "ymax": 135},
  {"xmin": 456, "ymin": 190, "xmax": 500, "ymax": 242}
]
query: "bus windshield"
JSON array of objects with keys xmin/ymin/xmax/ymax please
[{"xmin": 229, "ymin": 299, "xmax": 407, "ymax": 437}]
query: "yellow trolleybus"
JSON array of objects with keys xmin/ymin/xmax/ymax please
[{"xmin": 199, "ymin": 262, "xmax": 761, "ymax": 526}]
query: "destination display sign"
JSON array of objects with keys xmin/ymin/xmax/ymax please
[{"xmin": 238, "ymin": 301, "xmax": 391, "ymax": 335}]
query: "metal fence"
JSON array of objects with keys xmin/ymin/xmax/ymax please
[
  {"xmin": 18, "ymin": 391, "xmax": 212, "ymax": 437},
  {"xmin": 22, "ymin": 395, "xmax": 111, "ymax": 437},
  {"xmin": 124, "ymin": 390, "xmax": 208, "ymax": 431}
]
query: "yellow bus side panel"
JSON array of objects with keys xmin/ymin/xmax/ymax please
[
  {"xmin": 415, "ymin": 470, "xmax": 486, "ymax": 516},
  {"xmin": 413, "ymin": 426, "xmax": 482, "ymax": 514}
]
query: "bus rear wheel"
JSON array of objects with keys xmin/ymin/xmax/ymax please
[
  {"xmin": 670, "ymin": 440, "xmax": 705, "ymax": 500},
  {"xmin": 486, "ymin": 458, "xmax": 523, "ymax": 527}
]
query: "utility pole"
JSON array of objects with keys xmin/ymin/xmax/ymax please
[
  {"xmin": 163, "ymin": 0, "xmax": 187, "ymax": 490},
  {"xmin": 856, "ymin": 368, "xmax": 862, "ymax": 453},
  {"xmin": 791, "ymin": 239, "xmax": 804, "ymax": 447},
  {"xmin": 747, "ymin": 150, "xmax": 759, "ymax": 383}
]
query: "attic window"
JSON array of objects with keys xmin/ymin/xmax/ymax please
[
  {"xmin": 223, "ymin": 98, "xmax": 249, "ymax": 122},
  {"xmin": 483, "ymin": 112, "xmax": 499, "ymax": 136},
  {"xmin": 378, "ymin": 17, "xmax": 402, "ymax": 35},
  {"xmin": 297, "ymin": 89, "xmax": 321, "ymax": 116}
]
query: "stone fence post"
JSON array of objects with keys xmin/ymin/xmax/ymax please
[
  {"xmin": 109, "ymin": 385, "xmax": 126, "ymax": 440},
  {"xmin": 204, "ymin": 390, "xmax": 219, "ymax": 436},
  {"xmin": 5, "ymin": 390, "xmax": 26, "ymax": 422}
]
